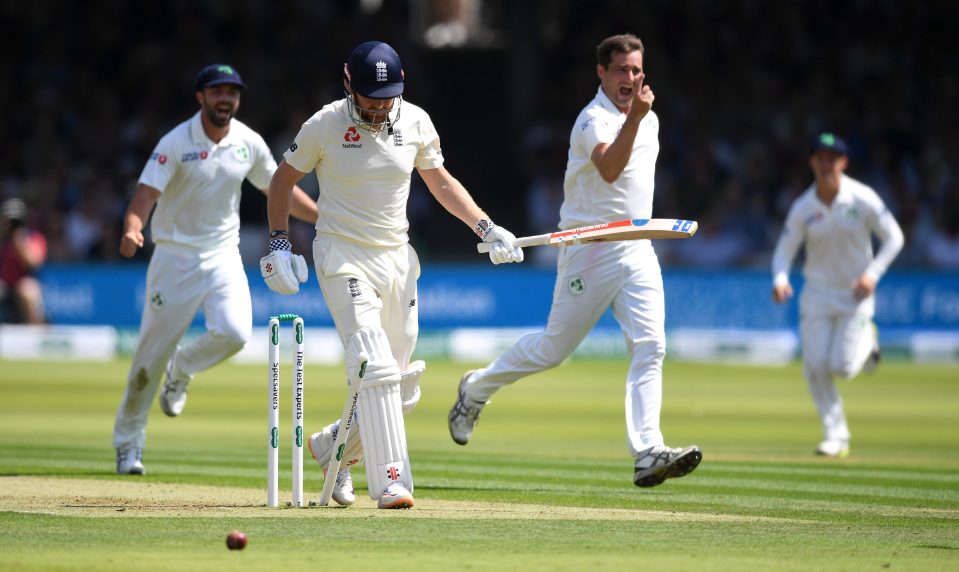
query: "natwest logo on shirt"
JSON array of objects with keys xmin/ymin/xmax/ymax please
[
  {"xmin": 343, "ymin": 127, "xmax": 362, "ymax": 148},
  {"xmin": 182, "ymin": 150, "xmax": 210, "ymax": 162}
]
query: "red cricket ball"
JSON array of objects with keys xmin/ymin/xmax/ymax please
[{"xmin": 226, "ymin": 529, "xmax": 248, "ymax": 550}]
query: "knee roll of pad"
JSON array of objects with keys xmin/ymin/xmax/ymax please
[{"xmin": 345, "ymin": 327, "xmax": 399, "ymax": 385}]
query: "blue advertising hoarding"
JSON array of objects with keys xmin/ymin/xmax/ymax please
[{"xmin": 38, "ymin": 264, "xmax": 959, "ymax": 334}]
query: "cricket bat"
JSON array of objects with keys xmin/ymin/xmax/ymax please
[{"xmin": 477, "ymin": 218, "xmax": 698, "ymax": 253}]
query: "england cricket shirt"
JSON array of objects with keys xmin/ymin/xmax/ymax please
[{"xmin": 284, "ymin": 99, "xmax": 444, "ymax": 247}]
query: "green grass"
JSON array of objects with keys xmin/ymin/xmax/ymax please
[{"xmin": 1, "ymin": 358, "xmax": 957, "ymax": 571}]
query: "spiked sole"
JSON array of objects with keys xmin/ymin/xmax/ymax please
[{"xmin": 634, "ymin": 447, "xmax": 702, "ymax": 488}]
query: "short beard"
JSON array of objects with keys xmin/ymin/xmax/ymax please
[{"xmin": 205, "ymin": 106, "xmax": 233, "ymax": 128}]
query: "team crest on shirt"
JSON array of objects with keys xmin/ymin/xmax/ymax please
[
  {"xmin": 234, "ymin": 145, "xmax": 250, "ymax": 162},
  {"xmin": 844, "ymin": 207, "xmax": 860, "ymax": 220},
  {"xmin": 567, "ymin": 276, "xmax": 586, "ymax": 295},
  {"xmin": 150, "ymin": 291, "xmax": 166, "ymax": 310}
]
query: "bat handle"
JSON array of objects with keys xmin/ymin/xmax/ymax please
[{"xmin": 476, "ymin": 234, "xmax": 550, "ymax": 254}]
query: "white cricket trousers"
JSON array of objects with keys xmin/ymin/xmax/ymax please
[
  {"xmin": 312, "ymin": 234, "xmax": 419, "ymax": 371},
  {"xmin": 799, "ymin": 283, "xmax": 876, "ymax": 443},
  {"xmin": 113, "ymin": 245, "xmax": 252, "ymax": 449},
  {"xmin": 469, "ymin": 240, "xmax": 667, "ymax": 457}
]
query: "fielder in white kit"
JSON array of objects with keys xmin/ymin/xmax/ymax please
[
  {"xmin": 448, "ymin": 34, "xmax": 702, "ymax": 488},
  {"xmin": 772, "ymin": 132, "xmax": 904, "ymax": 457},
  {"xmin": 113, "ymin": 64, "xmax": 318, "ymax": 475},
  {"xmin": 260, "ymin": 41, "xmax": 523, "ymax": 508}
]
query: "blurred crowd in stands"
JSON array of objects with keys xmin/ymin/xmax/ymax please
[{"xmin": 2, "ymin": 0, "xmax": 958, "ymax": 273}]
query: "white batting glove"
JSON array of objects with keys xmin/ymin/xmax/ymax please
[
  {"xmin": 480, "ymin": 222, "xmax": 524, "ymax": 265},
  {"xmin": 260, "ymin": 238, "xmax": 308, "ymax": 295}
]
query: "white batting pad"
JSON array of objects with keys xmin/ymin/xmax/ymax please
[
  {"xmin": 357, "ymin": 373, "xmax": 411, "ymax": 499},
  {"xmin": 326, "ymin": 360, "xmax": 425, "ymax": 473},
  {"xmin": 400, "ymin": 360, "xmax": 426, "ymax": 413}
]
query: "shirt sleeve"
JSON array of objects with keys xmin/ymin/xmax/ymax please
[
  {"xmin": 413, "ymin": 113, "xmax": 444, "ymax": 170},
  {"xmin": 864, "ymin": 196, "xmax": 905, "ymax": 281},
  {"xmin": 283, "ymin": 115, "xmax": 324, "ymax": 175},
  {"xmin": 245, "ymin": 132, "xmax": 278, "ymax": 191},
  {"xmin": 771, "ymin": 200, "xmax": 805, "ymax": 286},
  {"xmin": 139, "ymin": 136, "xmax": 178, "ymax": 193},
  {"xmin": 579, "ymin": 111, "xmax": 619, "ymax": 156}
]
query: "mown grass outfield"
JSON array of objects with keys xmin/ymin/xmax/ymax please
[{"xmin": 0, "ymin": 358, "xmax": 956, "ymax": 571}]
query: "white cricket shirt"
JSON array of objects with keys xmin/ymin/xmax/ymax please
[
  {"xmin": 772, "ymin": 174, "xmax": 904, "ymax": 289},
  {"xmin": 284, "ymin": 98, "xmax": 444, "ymax": 247},
  {"xmin": 560, "ymin": 86, "xmax": 660, "ymax": 230},
  {"xmin": 140, "ymin": 112, "xmax": 276, "ymax": 252}
]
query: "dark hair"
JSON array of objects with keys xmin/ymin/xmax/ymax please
[{"xmin": 596, "ymin": 34, "xmax": 645, "ymax": 69}]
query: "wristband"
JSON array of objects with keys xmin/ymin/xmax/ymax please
[
  {"xmin": 269, "ymin": 238, "xmax": 293, "ymax": 252},
  {"xmin": 474, "ymin": 219, "xmax": 495, "ymax": 239},
  {"xmin": 269, "ymin": 230, "xmax": 289, "ymax": 238}
]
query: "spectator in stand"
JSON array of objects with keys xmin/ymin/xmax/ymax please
[{"xmin": 0, "ymin": 198, "xmax": 47, "ymax": 324}]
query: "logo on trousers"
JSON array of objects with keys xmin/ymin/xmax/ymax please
[{"xmin": 567, "ymin": 276, "xmax": 586, "ymax": 295}]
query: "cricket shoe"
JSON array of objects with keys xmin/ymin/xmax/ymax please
[
  {"xmin": 159, "ymin": 354, "xmax": 192, "ymax": 417},
  {"xmin": 448, "ymin": 370, "xmax": 486, "ymax": 445},
  {"xmin": 633, "ymin": 445, "xmax": 702, "ymax": 487},
  {"xmin": 116, "ymin": 446, "xmax": 145, "ymax": 475},
  {"xmin": 378, "ymin": 482, "xmax": 414, "ymax": 509},
  {"xmin": 815, "ymin": 439, "xmax": 849, "ymax": 458},
  {"xmin": 308, "ymin": 424, "xmax": 356, "ymax": 506}
]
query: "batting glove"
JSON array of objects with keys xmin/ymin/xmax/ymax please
[
  {"xmin": 260, "ymin": 238, "xmax": 308, "ymax": 295},
  {"xmin": 480, "ymin": 222, "xmax": 524, "ymax": 265}
]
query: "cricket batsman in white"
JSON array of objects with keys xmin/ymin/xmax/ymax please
[
  {"xmin": 260, "ymin": 41, "xmax": 523, "ymax": 508},
  {"xmin": 772, "ymin": 132, "xmax": 904, "ymax": 457},
  {"xmin": 448, "ymin": 34, "xmax": 703, "ymax": 488},
  {"xmin": 113, "ymin": 64, "xmax": 317, "ymax": 475}
]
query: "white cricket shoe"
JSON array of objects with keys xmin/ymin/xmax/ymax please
[
  {"xmin": 448, "ymin": 370, "xmax": 486, "ymax": 445},
  {"xmin": 116, "ymin": 446, "xmax": 145, "ymax": 475},
  {"xmin": 378, "ymin": 482, "xmax": 414, "ymax": 509},
  {"xmin": 633, "ymin": 445, "xmax": 702, "ymax": 487},
  {"xmin": 815, "ymin": 439, "xmax": 849, "ymax": 458},
  {"xmin": 308, "ymin": 424, "xmax": 356, "ymax": 506},
  {"xmin": 159, "ymin": 355, "xmax": 192, "ymax": 417}
]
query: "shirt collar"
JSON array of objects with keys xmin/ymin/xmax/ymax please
[
  {"xmin": 595, "ymin": 86, "xmax": 623, "ymax": 116},
  {"xmin": 835, "ymin": 174, "xmax": 854, "ymax": 204},
  {"xmin": 189, "ymin": 111, "xmax": 239, "ymax": 147}
]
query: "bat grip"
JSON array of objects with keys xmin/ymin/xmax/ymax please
[{"xmin": 476, "ymin": 234, "xmax": 550, "ymax": 254}]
